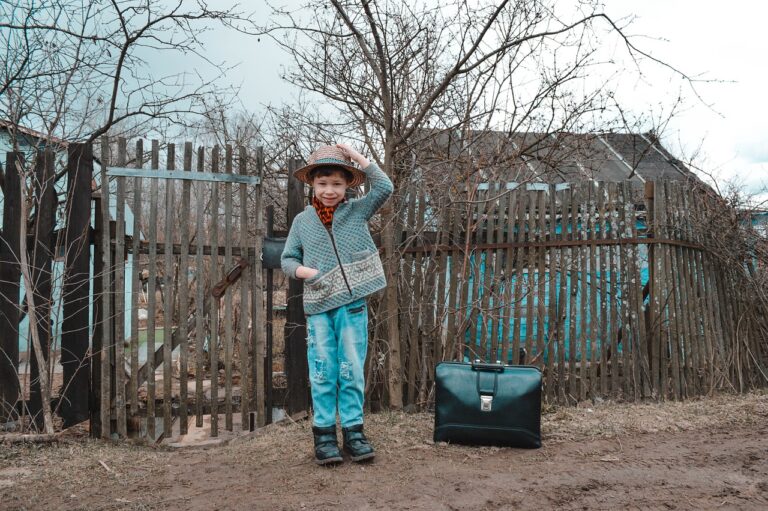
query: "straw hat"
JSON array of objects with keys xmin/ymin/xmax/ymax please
[{"xmin": 293, "ymin": 145, "xmax": 366, "ymax": 187}]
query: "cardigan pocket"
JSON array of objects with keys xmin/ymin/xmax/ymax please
[{"xmin": 350, "ymin": 249, "xmax": 376, "ymax": 262}]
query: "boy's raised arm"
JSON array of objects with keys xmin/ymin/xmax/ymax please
[
  {"xmin": 336, "ymin": 143, "xmax": 394, "ymax": 220},
  {"xmin": 354, "ymin": 161, "xmax": 394, "ymax": 220}
]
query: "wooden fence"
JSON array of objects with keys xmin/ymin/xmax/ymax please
[
  {"xmin": 96, "ymin": 138, "xmax": 266, "ymax": 440},
  {"xmin": 371, "ymin": 178, "xmax": 767, "ymax": 406}
]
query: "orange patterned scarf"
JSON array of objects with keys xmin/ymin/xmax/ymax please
[{"xmin": 312, "ymin": 196, "xmax": 345, "ymax": 227}]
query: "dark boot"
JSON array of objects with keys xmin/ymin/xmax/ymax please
[
  {"xmin": 342, "ymin": 424, "xmax": 375, "ymax": 462},
  {"xmin": 312, "ymin": 426, "xmax": 343, "ymax": 465}
]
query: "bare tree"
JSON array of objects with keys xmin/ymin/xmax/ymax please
[
  {"xmin": 0, "ymin": 0, "xmax": 259, "ymax": 146},
  {"xmin": 0, "ymin": 0, "xmax": 261, "ymax": 434},
  {"xmin": 261, "ymin": 0, "xmax": 696, "ymax": 408}
]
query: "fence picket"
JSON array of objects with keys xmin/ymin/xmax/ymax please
[
  {"xmin": 178, "ymin": 142, "xmax": 192, "ymax": 434},
  {"xmin": 115, "ymin": 138, "xmax": 127, "ymax": 438},
  {"xmin": 194, "ymin": 146, "xmax": 206, "ymax": 427},
  {"xmin": 145, "ymin": 140, "xmax": 160, "ymax": 439},
  {"xmin": 224, "ymin": 145, "xmax": 234, "ymax": 431},
  {"xmin": 129, "ymin": 140, "xmax": 143, "ymax": 417},
  {"xmin": 209, "ymin": 145, "xmax": 220, "ymax": 437},
  {"xmin": 238, "ymin": 146, "xmax": 251, "ymax": 430},
  {"xmin": 98, "ymin": 138, "xmax": 113, "ymax": 438},
  {"xmin": 162, "ymin": 144, "xmax": 175, "ymax": 434}
]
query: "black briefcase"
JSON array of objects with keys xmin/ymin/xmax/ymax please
[{"xmin": 433, "ymin": 361, "xmax": 542, "ymax": 448}]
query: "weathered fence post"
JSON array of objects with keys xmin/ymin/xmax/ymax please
[
  {"xmin": 284, "ymin": 157, "xmax": 309, "ymax": 415},
  {"xmin": 0, "ymin": 152, "xmax": 23, "ymax": 424},
  {"xmin": 28, "ymin": 150, "xmax": 57, "ymax": 430},
  {"xmin": 60, "ymin": 143, "xmax": 93, "ymax": 427},
  {"xmin": 265, "ymin": 204, "xmax": 275, "ymax": 425}
]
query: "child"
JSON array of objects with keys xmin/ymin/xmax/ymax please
[{"xmin": 281, "ymin": 143, "xmax": 393, "ymax": 465}]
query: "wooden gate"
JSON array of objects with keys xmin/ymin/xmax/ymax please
[{"xmin": 96, "ymin": 138, "xmax": 265, "ymax": 440}]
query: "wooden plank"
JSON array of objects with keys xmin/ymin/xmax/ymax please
[
  {"xmin": 627, "ymin": 184, "xmax": 650, "ymax": 398},
  {"xmin": 408, "ymin": 183, "xmax": 424, "ymax": 401},
  {"xmin": 264, "ymin": 205, "xmax": 275, "ymax": 424},
  {"xmin": 178, "ymin": 142, "xmax": 192, "ymax": 434},
  {"xmin": 209, "ymin": 145, "xmax": 221, "ymax": 436},
  {"xmin": 0, "ymin": 152, "xmax": 22, "ymax": 422},
  {"xmin": 194, "ymin": 146, "xmax": 206, "ymax": 427},
  {"xmin": 617, "ymin": 182, "xmax": 633, "ymax": 399},
  {"xmin": 596, "ymin": 182, "xmax": 609, "ymax": 396},
  {"xmin": 655, "ymin": 182, "xmax": 674, "ymax": 399},
  {"xmin": 404, "ymin": 182, "xmax": 418, "ymax": 402},
  {"xmin": 455, "ymin": 189, "xmax": 477, "ymax": 362},
  {"xmin": 467, "ymin": 186, "xmax": 487, "ymax": 361},
  {"xmin": 61, "ymin": 144, "xmax": 94, "ymax": 428},
  {"xmin": 587, "ymin": 183, "xmax": 600, "ymax": 399},
  {"xmin": 114, "ymin": 139, "xmax": 127, "ymax": 438},
  {"xmin": 238, "ymin": 146, "xmax": 251, "ymax": 430},
  {"xmin": 224, "ymin": 145, "xmax": 234, "ymax": 431},
  {"xmin": 525, "ymin": 188, "xmax": 537, "ymax": 367},
  {"xmin": 91, "ymin": 190, "xmax": 104, "ymax": 438},
  {"xmin": 480, "ymin": 184, "xmax": 498, "ymax": 361},
  {"xmin": 162, "ymin": 144, "xmax": 175, "ymax": 434},
  {"xmin": 129, "ymin": 140, "xmax": 143, "ymax": 417},
  {"xmin": 512, "ymin": 188, "xmax": 525, "ymax": 366},
  {"xmin": 555, "ymin": 186, "xmax": 569, "ymax": 404},
  {"xmin": 252, "ymin": 147, "xmax": 266, "ymax": 427},
  {"xmin": 611, "ymin": 181, "xmax": 638, "ymax": 401},
  {"xmin": 672, "ymin": 182, "xmax": 696, "ymax": 396},
  {"xmin": 145, "ymin": 140, "xmax": 160, "ymax": 439},
  {"xmin": 606, "ymin": 183, "xmax": 620, "ymax": 396},
  {"xmin": 668, "ymin": 182, "xmax": 688, "ymax": 394},
  {"xmin": 414, "ymin": 186, "xmax": 428, "ymax": 397},
  {"xmin": 578, "ymin": 183, "xmax": 589, "ymax": 401},
  {"xmin": 419, "ymin": 213, "xmax": 438, "ymax": 404},
  {"xmin": 444, "ymin": 203, "xmax": 462, "ymax": 361},
  {"xmin": 491, "ymin": 187, "xmax": 508, "ymax": 363},
  {"xmin": 98, "ymin": 139, "xmax": 113, "ymax": 438},
  {"xmin": 545, "ymin": 184, "xmax": 558, "ymax": 403},
  {"xmin": 283, "ymin": 156, "xmax": 307, "ymax": 416},
  {"xmin": 501, "ymin": 188, "xmax": 518, "ymax": 364},
  {"xmin": 646, "ymin": 182, "xmax": 661, "ymax": 397},
  {"xmin": 433, "ymin": 199, "xmax": 451, "ymax": 365},
  {"xmin": 689, "ymin": 189, "xmax": 715, "ymax": 391},
  {"xmin": 662, "ymin": 182, "xmax": 682, "ymax": 400},
  {"xmin": 566, "ymin": 185, "xmax": 579, "ymax": 402},
  {"xmin": 536, "ymin": 190, "xmax": 547, "ymax": 372}
]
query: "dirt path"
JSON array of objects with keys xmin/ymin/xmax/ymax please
[{"xmin": 2, "ymin": 392, "xmax": 767, "ymax": 510}]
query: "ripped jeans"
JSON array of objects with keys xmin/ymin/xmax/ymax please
[{"xmin": 306, "ymin": 298, "xmax": 369, "ymax": 428}]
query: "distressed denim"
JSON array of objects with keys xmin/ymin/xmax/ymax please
[{"xmin": 306, "ymin": 298, "xmax": 368, "ymax": 428}]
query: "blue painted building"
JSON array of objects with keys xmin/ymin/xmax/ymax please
[{"xmin": 0, "ymin": 121, "xmax": 137, "ymax": 355}]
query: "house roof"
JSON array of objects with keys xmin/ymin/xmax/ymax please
[
  {"xmin": 0, "ymin": 119, "xmax": 68, "ymax": 147},
  {"xmin": 412, "ymin": 130, "xmax": 704, "ymax": 188}
]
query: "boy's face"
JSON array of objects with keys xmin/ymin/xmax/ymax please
[{"xmin": 312, "ymin": 171, "xmax": 349, "ymax": 207}]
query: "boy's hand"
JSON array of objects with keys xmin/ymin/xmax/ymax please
[
  {"xmin": 336, "ymin": 143, "xmax": 370, "ymax": 169},
  {"xmin": 296, "ymin": 266, "xmax": 319, "ymax": 280}
]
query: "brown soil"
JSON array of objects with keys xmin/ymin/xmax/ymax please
[{"xmin": 2, "ymin": 392, "xmax": 767, "ymax": 511}]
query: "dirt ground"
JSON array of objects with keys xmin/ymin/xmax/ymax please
[{"xmin": 2, "ymin": 392, "xmax": 767, "ymax": 511}]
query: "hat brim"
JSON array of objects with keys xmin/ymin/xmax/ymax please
[{"xmin": 294, "ymin": 159, "xmax": 366, "ymax": 188}]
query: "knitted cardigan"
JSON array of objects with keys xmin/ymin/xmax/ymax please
[{"xmin": 281, "ymin": 162, "xmax": 394, "ymax": 315}]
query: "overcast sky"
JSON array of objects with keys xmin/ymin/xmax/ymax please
[{"xmin": 187, "ymin": 1, "xmax": 767, "ymax": 200}]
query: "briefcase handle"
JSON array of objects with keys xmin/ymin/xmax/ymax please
[{"xmin": 471, "ymin": 360, "xmax": 505, "ymax": 372}]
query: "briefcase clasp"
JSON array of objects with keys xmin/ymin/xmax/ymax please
[{"xmin": 480, "ymin": 395, "xmax": 493, "ymax": 412}]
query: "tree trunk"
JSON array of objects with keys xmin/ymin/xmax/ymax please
[
  {"xmin": 382, "ymin": 142, "xmax": 403, "ymax": 409},
  {"xmin": 17, "ymin": 161, "xmax": 55, "ymax": 435}
]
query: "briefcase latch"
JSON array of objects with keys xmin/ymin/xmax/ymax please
[{"xmin": 480, "ymin": 395, "xmax": 493, "ymax": 412}]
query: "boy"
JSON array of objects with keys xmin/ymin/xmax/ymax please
[{"xmin": 281, "ymin": 143, "xmax": 393, "ymax": 465}]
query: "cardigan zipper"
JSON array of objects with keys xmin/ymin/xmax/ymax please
[{"xmin": 327, "ymin": 228, "xmax": 353, "ymax": 295}]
